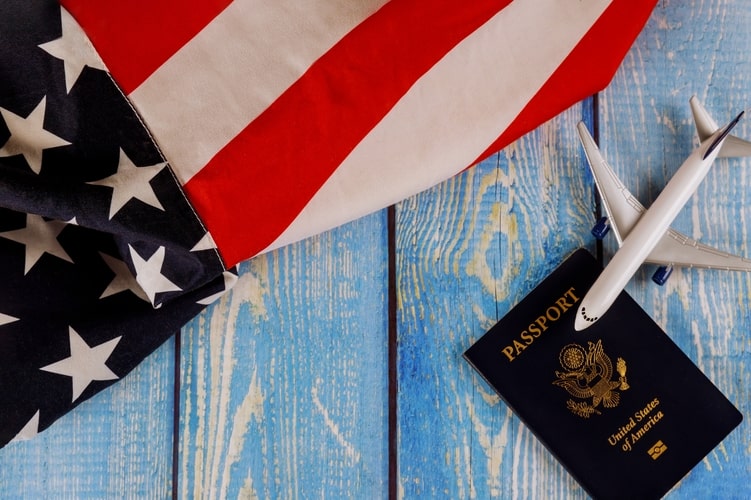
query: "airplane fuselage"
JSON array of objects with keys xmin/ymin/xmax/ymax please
[{"xmin": 574, "ymin": 143, "xmax": 722, "ymax": 331}]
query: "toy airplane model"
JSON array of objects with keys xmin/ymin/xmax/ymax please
[{"xmin": 575, "ymin": 97, "xmax": 751, "ymax": 331}]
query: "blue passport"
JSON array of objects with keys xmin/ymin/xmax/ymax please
[{"xmin": 464, "ymin": 249, "xmax": 742, "ymax": 499}]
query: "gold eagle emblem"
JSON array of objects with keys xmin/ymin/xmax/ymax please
[{"xmin": 553, "ymin": 340, "xmax": 629, "ymax": 418}]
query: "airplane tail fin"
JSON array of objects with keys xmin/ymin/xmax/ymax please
[{"xmin": 690, "ymin": 96, "xmax": 751, "ymax": 158}]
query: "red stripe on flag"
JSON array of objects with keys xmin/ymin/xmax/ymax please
[
  {"xmin": 61, "ymin": 0, "xmax": 232, "ymax": 94},
  {"xmin": 184, "ymin": 0, "xmax": 512, "ymax": 266},
  {"xmin": 473, "ymin": 0, "xmax": 657, "ymax": 163}
]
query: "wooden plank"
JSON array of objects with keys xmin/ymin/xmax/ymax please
[
  {"xmin": 599, "ymin": 0, "xmax": 751, "ymax": 497},
  {"xmin": 395, "ymin": 101, "xmax": 596, "ymax": 498},
  {"xmin": 0, "ymin": 338, "xmax": 175, "ymax": 498},
  {"xmin": 177, "ymin": 212, "xmax": 389, "ymax": 498},
  {"xmin": 394, "ymin": 1, "xmax": 751, "ymax": 498}
]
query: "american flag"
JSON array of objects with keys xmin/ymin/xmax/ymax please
[{"xmin": 0, "ymin": 0, "xmax": 656, "ymax": 447}]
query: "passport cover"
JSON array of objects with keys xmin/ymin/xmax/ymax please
[{"xmin": 464, "ymin": 249, "xmax": 742, "ymax": 500}]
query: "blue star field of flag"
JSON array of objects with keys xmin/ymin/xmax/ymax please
[{"xmin": 0, "ymin": 0, "xmax": 235, "ymax": 447}]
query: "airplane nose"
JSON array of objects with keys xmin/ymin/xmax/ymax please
[
  {"xmin": 575, "ymin": 301, "xmax": 600, "ymax": 331},
  {"xmin": 574, "ymin": 309, "xmax": 588, "ymax": 331}
]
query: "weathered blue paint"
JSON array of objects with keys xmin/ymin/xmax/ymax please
[
  {"xmin": 396, "ymin": 104, "xmax": 597, "ymax": 499},
  {"xmin": 0, "ymin": 338, "xmax": 175, "ymax": 498},
  {"xmin": 177, "ymin": 212, "xmax": 389, "ymax": 499},
  {"xmin": 1, "ymin": 1, "xmax": 749, "ymax": 498}
]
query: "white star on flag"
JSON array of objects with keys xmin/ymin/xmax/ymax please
[
  {"xmin": 40, "ymin": 327, "xmax": 121, "ymax": 403},
  {"xmin": 0, "ymin": 214, "xmax": 73, "ymax": 275},
  {"xmin": 98, "ymin": 252, "xmax": 150, "ymax": 302},
  {"xmin": 0, "ymin": 97, "xmax": 70, "ymax": 174},
  {"xmin": 88, "ymin": 149, "xmax": 167, "ymax": 219},
  {"xmin": 129, "ymin": 245, "xmax": 182, "ymax": 304},
  {"xmin": 190, "ymin": 232, "xmax": 218, "ymax": 252},
  {"xmin": 0, "ymin": 313, "xmax": 18, "ymax": 326},
  {"xmin": 10, "ymin": 411, "xmax": 40, "ymax": 443},
  {"xmin": 38, "ymin": 7, "xmax": 108, "ymax": 93}
]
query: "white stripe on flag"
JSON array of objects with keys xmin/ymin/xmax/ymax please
[
  {"xmin": 260, "ymin": 0, "xmax": 611, "ymax": 253},
  {"xmin": 129, "ymin": 0, "xmax": 388, "ymax": 184}
]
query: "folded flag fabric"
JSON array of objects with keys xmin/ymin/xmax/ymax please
[{"xmin": 0, "ymin": 0, "xmax": 656, "ymax": 447}]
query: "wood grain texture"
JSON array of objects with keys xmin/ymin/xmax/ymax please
[
  {"xmin": 599, "ymin": 1, "xmax": 751, "ymax": 497},
  {"xmin": 177, "ymin": 212, "xmax": 389, "ymax": 499},
  {"xmin": 395, "ymin": 103, "xmax": 596, "ymax": 499},
  {"xmin": 396, "ymin": 1, "xmax": 750, "ymax": 498},
  {"xmin": 0, "ymin": 338, "xmax": 175, "ymax": 498},
  {"xmin": 2, "ymin": 2, "xmax": 751, "ymax": 498}
]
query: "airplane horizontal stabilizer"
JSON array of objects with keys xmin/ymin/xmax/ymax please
[
  {"xmin": 716, "ymin": 134, "xmax": 751, "ymax": 158},
  {"xmin": 690, "ymin": 96, "xmax": 751, "ymax": 158}
]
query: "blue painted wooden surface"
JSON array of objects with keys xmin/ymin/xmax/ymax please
[
  {"xmin": 0, "ymin": 338, "xmax": 175, "ymax": 498},
  {"xmin": 177, "ymin": 213, "xmax": 389, "ymax": 498},
  {"xmin": 1, "ymin": 1, "xmax": 750, "ymax": 498},
  {"xmin": 395, "ymin": 103, "xmax": 596, "ymax": 499}
]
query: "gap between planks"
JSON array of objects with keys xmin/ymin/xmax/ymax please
[{"xmin": 168, "ymin": 95, "xmax": 600, "ymax": 499}]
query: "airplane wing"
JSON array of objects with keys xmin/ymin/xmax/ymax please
[
  {"xmin": 577, "ymin": 121, "xmax": 751, "ymax": 271},
  {"xmin": 646, "ymin": 228, "xmax": 751, "ymax": 271},
  {"xmin": 576, "ymin": 122, "xmax": 644, "ymax": 245}
]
